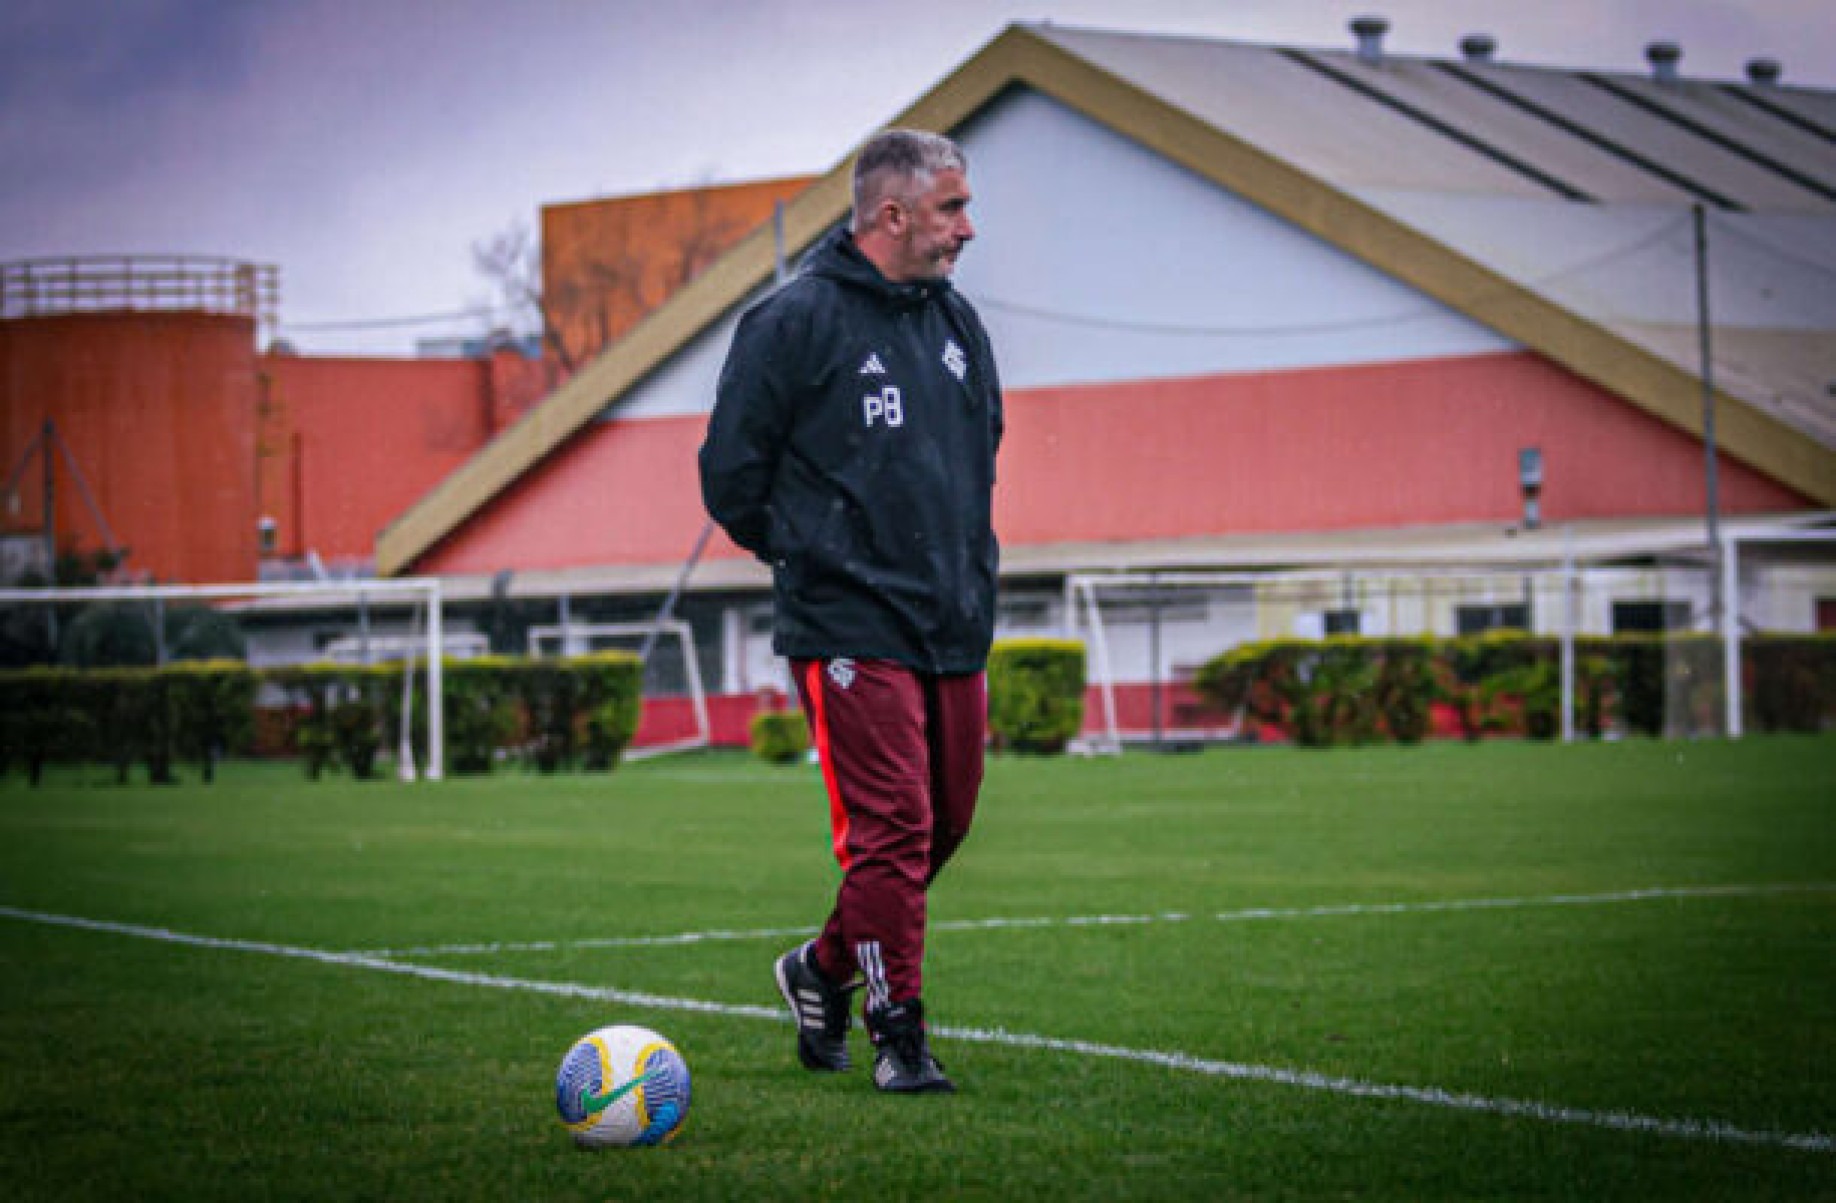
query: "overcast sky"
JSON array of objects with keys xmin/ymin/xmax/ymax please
[{"xmin": 3, "ymin": 0, "xmax": 1830, "ymax": 355}]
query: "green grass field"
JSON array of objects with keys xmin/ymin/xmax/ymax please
[{"xmin": 2, "ymin": 737, "xmax": 1832, "ymax": 1201}]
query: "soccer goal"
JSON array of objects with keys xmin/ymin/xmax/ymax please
[
  {"xmin": 526, "ymin": 618, "xmax": 711, "ymax": 758},
  {"xmin": 0, "ymin": 577, "xmax": 448, "ymax": 779},
  {"xmin": 1064, "ymin": 565, "xmax": 1593, "ymax": 753},
  {"xmin": 1065, "ymin": 519, "xmax": 1836, "ymax": 750},
  {"xmin": 1719, "ymin": 526, "xmax": 1836, "ymax": 738}
]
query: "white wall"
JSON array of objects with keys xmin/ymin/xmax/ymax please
[
  {"xmin": 600, "ymin": 84, "xmax": 1515, "ymax": 425},
  {"xmin": 951, "ymin": 87, "xmax": 1514, "ymax": 390}
]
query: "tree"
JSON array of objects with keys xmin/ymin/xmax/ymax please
[
  {"xmin": 472, "ymin": 180, "xmax": 756, "ymax": 377},
  {"xmin": 0, "ymin": 546, "xmax": 130, "ymax": 667},
  {"xmin": 472, "ymin": 220, "xmax": 579, "ymax": 372}
]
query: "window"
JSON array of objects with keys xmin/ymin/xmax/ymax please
[
  {"xmin": 997, "ymin": 596, "xmax": 1052, "ymax": 627},
  {"xmin": 1456, "ymin": 604, "xmax": 1528, "ymax": 635},
  {"xmin": 1612, "ymin": 600, "xmax": 1692, "ymax": 633},
  {"xmin": 1323, "ymin": 608, "xmax": 1361, "ymax": 636}
]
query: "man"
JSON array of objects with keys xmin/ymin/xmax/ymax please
[{"xmin": 699, "ymin": 128, "xmax": 1002, "ymax": 1094}]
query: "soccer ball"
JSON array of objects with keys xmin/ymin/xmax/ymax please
[{"xmin": 554, "ymin": 1024, "xmax": 692, "ymax": 1148}]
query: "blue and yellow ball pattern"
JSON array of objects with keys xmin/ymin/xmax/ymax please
[{"xmin": 555, "ymin": 1024, "xmax": 691, "ymax": 1148}]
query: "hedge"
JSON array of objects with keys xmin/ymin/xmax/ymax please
[
  {"xmin": 988, "ymin": 638, "xmax": 1086, "ymax": 754},
  {"xmin": 1193, "ymin": 632, "xmax": 1835, "ymax": 746},
  {"xmin": 0, "ymin": 660, "xmax": 255, "ymax": 785},
  {"xmin": 0, "ymin": 652, "xmax": 643, "ymax": 784},
  {"xmin": 749, "ymin": 710, "xmax": 811, "ymax": 764}
]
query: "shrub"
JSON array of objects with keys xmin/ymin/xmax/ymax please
[
  {"xmin": 1195, "ymin": 637, "xmax": 1392, "ymax": 747},
  {"xmin": 1200, "ymin": 632, "xmax": 1628, "ymax": 746},
  {"xmin": 750, "ymin": 710, "xmax": 810, "ymax": 764},
  {"xmin": 264, "ymin": 652, "xmax": 643, "ymax": 778},
  {"xmin": 504, "ymin": 658, "xmax": 581, "ymax": 772},
  {"xmin": 1483, "ymin": 661, "xmax": 1560, "ymax": 739},
  {"xmin": 1191, "ymin": 640, "xmax": 1280, "ymax": 730},
  {"xmin": 1747, "ymin": 634, "xmax": 1836, "ymax": 733},
  {"xmin": 59, "ymin": 602, "xmax": 160, "ymax": 667},
  {"xmin": 264, "ymin": 663, "xmax": 389, "ymax": 780},
  {"xmin": 57, "ymin": 602, "xmax": 247, "ymax": 668},
  {"xmin": 165, "ymin": 607, "xmax": 248, "ymax": 662},
  {"xmin": 166, "ymin": 660, "xmax": 257, "ymax": 783},
  {"xmin": 988, "ymin": 639, "xmax": 1085, "ymax": 754},
  {"xmin": 0, "ymin": 667, "xmax": 85, "ymax": 784},
  {"xmin": 1441, "ymin": 632, "xmax": 1539, "ymax": 741},
  {"xmin": 138, "ymin": 671, "xmax": 180, "ymax": 784},
  {"xmin": 443, "ymin": 657, "xmax": 519, "ymax": 775},
  {"xmin": 81, "ymin": 667, "xmax": 164, "ymax": 783},
  {"xmin": 1371, "ymin": 638, "xmax": 1441, "ymax": 744},
  {"xmin": 1575, "ymin": 644, "xmax": 1618, "ymax": 738},
  {"xmin": 575, "ymin": 652, "xmax": 643, "ymax": 771},
  {"xmin": 1305, "ymin": 639, "xmax": 1384, "ymax": 746},
  {"xmin": 1612, "ymin": 635, "xmax": 1667, "ymax": 737}
]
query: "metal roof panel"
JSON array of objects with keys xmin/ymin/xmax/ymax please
[
  {"xmin": 1029, "ymin": 25, "xmax": 1549, "ymax": 195},
  {"xmin": 1725, "ymin": 84, "xmax": 1836, "ymax": 138},
  {"xmin": 1314, "ymin": 54, "xmax": 1696, "ymax": 204},
  {"xmin": 1582, "ymin": 74, "xmax": 1836, "ymax": 207},
  {"xmin": 1468, "ymin": 63, "xmax": 1825, "ymax": 211}
]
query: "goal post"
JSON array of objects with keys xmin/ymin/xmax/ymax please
[
  {"xmin": 526, "ymin": 618, "xmax": 711, "ymax": 758},
  {"xmin": 1720, "ymin": 528, "xmax": 1836, "ymax": 739},
  {"xmin": 1065, "ymin": 520, "xmax": 1835, "ymax": 749},
  {"xmin": 1065, "ymin": 565, "xmax": 1588, "ymax": 752},
  {"xmin": 0, "ymin": 577, "xmax": 446, "ymax": 780}
]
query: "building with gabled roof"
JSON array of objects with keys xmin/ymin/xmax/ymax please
[{"xmin": 374, "ymin": 20, "xmax": 1836, "ymax": 738}]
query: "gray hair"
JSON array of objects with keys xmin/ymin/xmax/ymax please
[{"xmin": 851, "ymin": 129, "xmax": 967, "ymax": 232}]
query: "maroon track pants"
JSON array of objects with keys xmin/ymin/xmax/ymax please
[{"xmin": 792, "ymin": 657, "xmax": 986, "ymax": 1014}]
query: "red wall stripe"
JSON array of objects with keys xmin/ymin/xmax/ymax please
[{"xmin": 419, "ymin": 351, "xmax": 1810, "ymax": 574}]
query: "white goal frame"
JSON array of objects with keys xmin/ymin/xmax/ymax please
[
  {"xmin": 1721, "ymin": 528, "xmax": 1836, "ymax": 738},
  {"xmin": 1065, "ymin": 566, "xmax": 1586, "ymax": 754},
  {"xmin": 526, "ymin": 618, "xmax": 710, "ymax": 758},
  {"xmin": 0, "ymin": 577, "xmax": 446, "ymax": 780}
]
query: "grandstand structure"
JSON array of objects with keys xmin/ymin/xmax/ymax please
[{"xmin": 6, "ymin": 19, "xmax": 1833, "ymax": 746}]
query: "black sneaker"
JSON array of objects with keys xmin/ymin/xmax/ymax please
[
  {"xmin": 774, "ymin": 941, "xmax": 852, "ymax": 1071},
  {"xmin": 868, "ymin": 999, "xmax": 954, "ymax": 1094}
]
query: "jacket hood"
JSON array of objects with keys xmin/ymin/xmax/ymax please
[{"xmin": 805, "ymin": 225, "xmax": 953, "ymax": 310}]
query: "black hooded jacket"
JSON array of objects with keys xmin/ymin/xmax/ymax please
[{"xmin": 699, "ymin": 226, "xmax": 1003, "ymax": 674}]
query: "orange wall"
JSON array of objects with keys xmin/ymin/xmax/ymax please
[
  {"xmin": 994, "ymin": 351, "xmax": 1806, "ymax": 543},
  {"xmin": 1, "ymin": 311, "xmax": 261, "ymax": 582},
  {"xmin": 541, "ymin": 176, "xmax": 812, "ymax": 368},
  {"xmin": 260, "ymin": 355, "xmax": 499, "ymax": 563},
  {"xmin": 420, "ymin": 412, "xmax": 716, "ymax": 573},
  {"xmin": 417, "ymin": 351, "xmax": 1809, "ymax": 575}
]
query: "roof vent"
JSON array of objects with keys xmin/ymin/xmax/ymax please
[
  {"xmin": 1745, "ymin": 57, "xmax": 1782, "ymax": 86},
  {"xmin": 1350, "ymin": 15, "xmax": 1389, "ymax": 65},
  {"xmin": 1645, "ymin": 40, "xmax": 1682, "ymax": 83},
  {"xmin": 1459, "ymin": 34, "xmax": 1497, "ymax": 63}
]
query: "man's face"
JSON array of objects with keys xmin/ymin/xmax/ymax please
[{"xmin": 890, "ymin": 167, "xmax": 974, "ymax": 281}]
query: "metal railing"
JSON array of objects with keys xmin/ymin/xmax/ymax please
[{"xmin": 1, "ymin": 255, "xmax": 278, "ymax": 325}]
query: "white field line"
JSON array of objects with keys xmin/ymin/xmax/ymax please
[
  {"xmin": 353, "ymin": 882, "xmax": 1835, "ymax": 958},
  {"xmin": 1, "ymin": 904, "xmax": 1830, "ymax": 1156}
]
